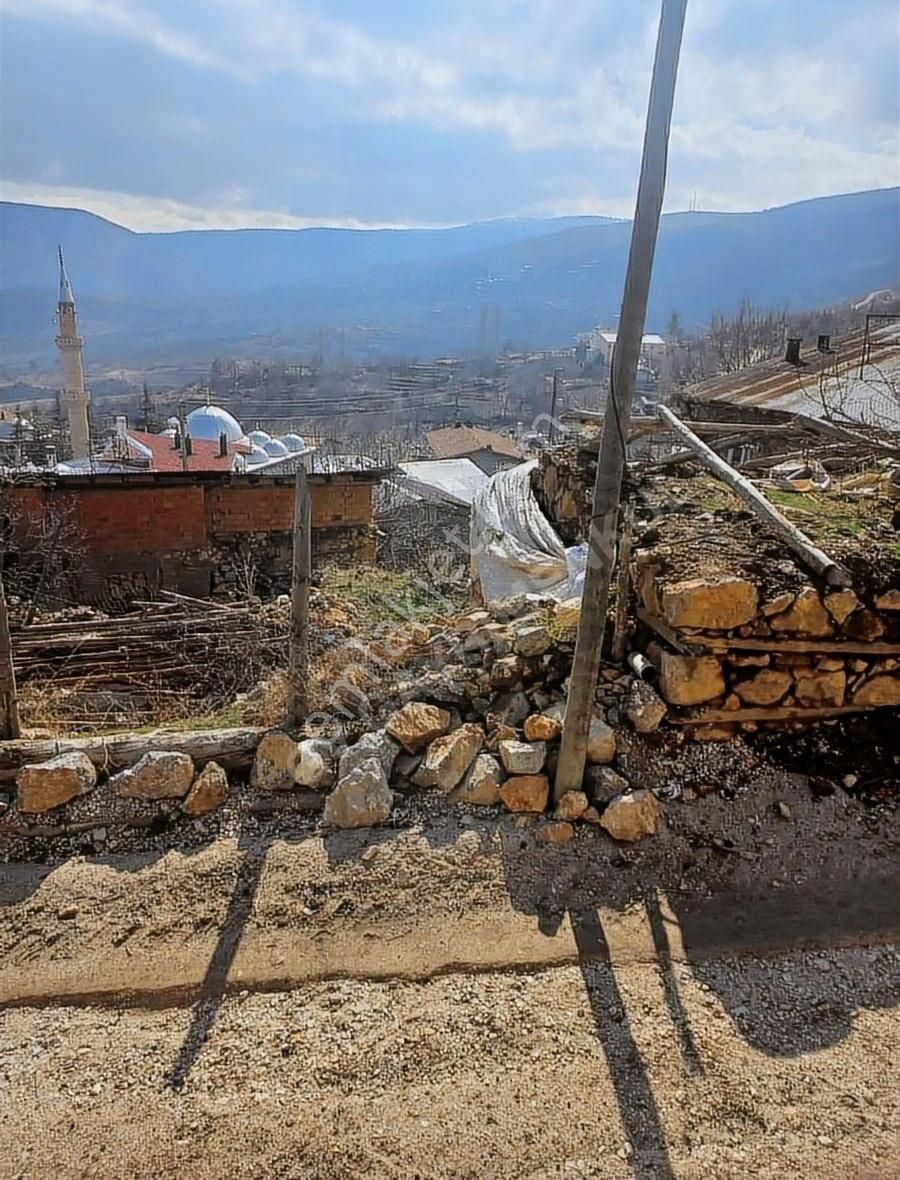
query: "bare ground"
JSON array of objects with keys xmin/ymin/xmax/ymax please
[{"xmin": 1, "ymin": 782, "xmax": 898, "ymax": 1180}]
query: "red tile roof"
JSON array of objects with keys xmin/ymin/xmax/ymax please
[
  {"xmin": 427, "ymin": 424, "xmax": 522, "ymax": 461},
  {"xmin": 116, "ymin": 430, "xmax": 251, "ymax": 473}
]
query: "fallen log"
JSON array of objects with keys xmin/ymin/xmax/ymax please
[
  {"xmin": 0, "ymin": 725, "xmax": 264, "ymax": 783},
  {"xmin": 657, "ymin": 405, "xmax": 852, "ymax": 588}
]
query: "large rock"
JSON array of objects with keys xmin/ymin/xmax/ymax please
[
  {"xmin": 414, "ymin": 724, "xmax": 484, "ymax": 792},
  {"xmin": 251, "ymin": 730, "xmax": 298, "ymax": 791},
  {"xmin": 515, "ymin": 624, "xmax": 551, "ymax": 657},
  {"xmin": 294, "ymin": 739, "xmax": 335, "ymax": 789},
  {"xmin": 624, "ymin": 682, "xmax": 667, "ymax": 733},
  {"xmin": 323, "ymin": 760, "xmax": 392, "ymax": 828},
  {"xmin": 16, "ymin": 752, "xmax": 96, "ymax": 813},
  {"xmin": 499, "ymin": 739, "xmax": 546, "ymax": 775},
  {"xmin": 586, "ymin": 717, "xmax": 617, "ymax": 764},
  {"xmin": 524, "ymin": 712, "xmax": 562, "ymax": 742},
  {"xmin": 338, "ymin": 730, "xmax": 400, "ymax": 781},
  {"xmin": 499, "ymin": 774, "xmax": 549, "ymax": 813},
  {"xmin": 451, "ymin": 753, "xmax": 503, "ymax": 806},
  {"xmin": 851, "ymin": 674, "xmax": 900, "ymax": 707},
  {"xmin": 770, "ymin": 588, "xmax": 833, "ymax": 637},
  {"xmin": 734, "ymin": 668, "xmax": 792, "ymax": 706},
  {"xmin": 385, "ymin": 703, "xmax": 451, "ymax": 753},
  {"xmin": 793, "ymin": 668, "xmax": 846, "ymax": 706},
  {"xmin": 875, "ymin": 590, "xmax": 900, "ymax": 611},
  {"xmin": 554, "ymin": 790, "xmax": 589, "ymax": 821},
  {"xmin": 660, "ymin": 576, "xmax": 758, "ymax": 631},
  {"xmin": 182, "ymin": 761, "xmax": 229, "ymax": 816},
  {"xmin": 600, "ymin": 790, "xmax": 660, "ymax": 842},
  {"xmin": 659, "ymin": 653, "xmax": 726, "ymax": 706},
  {"xmin": 113, "ymin": 751, "xmax": 195, "ymax": 800}
]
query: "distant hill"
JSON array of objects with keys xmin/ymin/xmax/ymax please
[{"xmin": 1, "ymin": 188, "xmax": 897, "ymax": 366}]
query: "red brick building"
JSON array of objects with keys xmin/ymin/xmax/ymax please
[{"xmin": 4, "ymin": 468, "xmax": 383, "ymax": 604}]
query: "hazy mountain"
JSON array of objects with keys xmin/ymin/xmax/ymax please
[{"xmin": 1, "ymin": 188, "xmax": 897, "ymax": 366}]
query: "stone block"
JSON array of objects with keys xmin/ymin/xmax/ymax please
[
  {"xmin": 793, "ymin": 668, "xmax": 846, "ymax": 706},
  {"xmin": 182, "ymin": 761, "xmax": 229, "ymax": 816},
  {"xmin": 734, "ymin": 668, "xmax": 792, "ymax": 706},
  {"xmin": 770, "ymin": 588, "xmax": 833, "ymax": 637},
  {"xmin": 16, "ymin": 752, "xmax": 96, "ymax": 813},
  {"xmin": 385, "ymin": 702, "xmax": 452, "ymax": 754},
  {"xmin": 414, "ymin": 724, "xmax": 484, "ymax": 792},
  {"xmin": 660, "ymin": 576, "xmax": 758, "ymax": 631},
  {"xmin": 659, "ymin": 652, "xmax": 726, "ymax": 706},
  {"xmin": 499, "ymin": 774, "xmax": 549, "ymax": 813},
  {"xmin": 451, "ymin": 754, "xmax": 503, "ymax": 806},
  {"xmin": 114, "ymin": 751, "xmax": 195, "ymax": 800},
  {"xmin": 499, "ymin": 739, "xmax": 546, "ymax": 775},
  {"xmin": 599, "ymin": 790, "xmax": 660, "ymax": 842}
]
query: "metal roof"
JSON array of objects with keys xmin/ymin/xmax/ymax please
[
  {"xmin": 689, "ymin": 323, "xmax": 900, "ymax": 431},
  {"xmin": 397, "ymin": 457, "xmax": 490, "ymax": 507}
]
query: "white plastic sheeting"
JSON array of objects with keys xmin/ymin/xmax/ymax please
[{"xmin": 471, "ymin": 460, "xmax": 587, "ymax": 603}]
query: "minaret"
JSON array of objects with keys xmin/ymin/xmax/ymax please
[{"xmin": 55, "ymin": 246, "xmax": 91, "ymax": 460}]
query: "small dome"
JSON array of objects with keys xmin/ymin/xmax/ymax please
[
  {"xmin": 245, "ymin": 444, "xmax": 268, "ymax": 466},
  {"xmin": 281, "ymin": 432, "xmax": 305, "ymax": 453},
  {"xmin": 263, "ymin": 438, "xmax": 289, "ymax": 458},
  {"xmin": 166, "ymin": 415, "xmax": 180, "ymax": 430},
  {"xmin": 247, "ymin": 429, "xmax": 272, "ymax": 446},
  {"xmin": 186, "ymin": 403, "xmax": 245, "ymax": 443}
]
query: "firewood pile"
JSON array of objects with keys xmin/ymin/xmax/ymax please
[{"xmin": 12, "ymin": 593, "xmax": 289, "ymax": 728}]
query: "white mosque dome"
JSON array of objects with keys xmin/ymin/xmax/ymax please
[
  {"xmin": 186, "ymin": 403, "xmax": 246, "ymax": 443},
  {"xmin": 245, "ymin": 444, "xmax": 269, "ymax": 466},
  {"xmin": 281, "ymin": 433, "xmax": 305, "ymax": 453},
  {"xmin": 263, "ymin": 438, "xmax": 289, "ymax": 458},
  {"xmin": 247, "ymin": 429, "xmax": 272, "ymax": 446}
]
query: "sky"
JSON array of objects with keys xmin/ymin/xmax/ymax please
[{"xmin": 0, "ymin": 0, "xmax": 898, "ymax": 232}]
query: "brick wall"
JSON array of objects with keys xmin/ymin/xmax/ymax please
[{"xmin": 4, "ymin": 476, "xmax": 376, "ymax": 602}]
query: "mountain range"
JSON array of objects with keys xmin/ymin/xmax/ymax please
[{"xmin": 1, "ymin": 187, "xmax": 897, "ymax": 367}]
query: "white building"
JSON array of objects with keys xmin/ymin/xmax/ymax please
[{"xmin": 587, "ymin": 328, "xmax": 667, "ymax": 369}]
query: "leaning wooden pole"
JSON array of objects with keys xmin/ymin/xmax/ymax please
[
  {"xmin": 555, "ymin": 0, "xmax": 687, "ymax": 801},
  {"xmin": 0, "ymin": 551, "xmax": 21, "ymax": 740},
  {"xmin": 657, "ymin": 404, "xmax": 852, "ymax": 587},
  {"xmin": 288, "ymin": 464, "xmax": 311, "ymax": 726}
]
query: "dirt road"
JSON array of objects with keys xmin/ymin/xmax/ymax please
[{"xmin": 1, "ymin": 794, "xmax": 898, "ymax": 1179}]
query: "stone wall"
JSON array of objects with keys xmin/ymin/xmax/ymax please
[{"xmin": 633, "ymin": 562, "xmax": 900, "ymax": 735}]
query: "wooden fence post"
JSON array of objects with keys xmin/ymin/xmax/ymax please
[
  {"xmin": 0, "ymin": 551, "xmax": 21, "ymax": 740},
  {"xmin": 288, "ymin": 465, "xmax": 311, "ymax": 726}
]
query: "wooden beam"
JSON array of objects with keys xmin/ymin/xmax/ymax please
[
  {"xmin": 0, "ymin": 726, "xmax": 263, "ymax": 783},
  {"xmin": 634, "ymin": 607, "xmax": 702, "ymax": 655},
  {"xmin": 696, "ymin": 635, "xmax": 900, "ymax": 656},
  {"xmin": 657, "ymin": 404, "xmax": 852, "ymax": 588},
  {"xmin": 672, "ymin": 704, "xmax": 868, "ymax": 724},
  {"xmin": 610, "ymin": 505, "xmax": 635, "ymax": 663},
  {"xmin": 0, "ymin": 554, "xmax": 20, "ymax": 740}
]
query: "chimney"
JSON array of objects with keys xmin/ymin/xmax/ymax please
[
  {"xmin": 817, "ymin": 334, "xmax": 831, "ymax": 353},
  {"xmin": 218, "ymin": 431, "xmax": 228, "ymax": 458},
  {"xmin": 172, "ymin": 428, "xmax": 181, "ymax": 450},
  {"xmin": 184, "ymin": 435, "xmax": 193, "ymax": 456},
  {"xmin": 114, "ymin": 415, "xmax": 128, "ymax": 440},
  {"xmin": 785, "ymin": 337, "xmax": 802, "ymax": 365}
]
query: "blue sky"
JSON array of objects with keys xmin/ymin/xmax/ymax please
[{"xmin": 1, "ymin": 0, "xmax": 897, "ymax": 230}]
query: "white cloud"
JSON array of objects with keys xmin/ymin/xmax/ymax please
[
  {"xmin": 0, "ymin": 180, "xmax": 433, "ymax": 231},
  {"xmin": 2, "ymin": 0, "xmax": 897, "ymax": 214}
]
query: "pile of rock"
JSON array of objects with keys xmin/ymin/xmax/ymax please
[
  {"xmin": 15, "ymin": 750, "xmax": 230, "ymax": 817},
  {"xmin": 247, "ymin": 605, "xmax": 664, "ymax": 841}
]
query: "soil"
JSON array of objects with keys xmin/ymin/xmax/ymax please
[{"xmin": 2, "ymin": 768, "xmax": 898, "ymax": 1180}]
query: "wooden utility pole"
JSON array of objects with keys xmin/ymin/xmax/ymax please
[
  {"xmin": 0, "ymin": 551, "xmax": 21, "ymax": 740},
  {"xmin": 287, "ymin": 463, "xmax": 311, "ymax": 726},
  {"xmin": 549, "ymin": 369, "xmax": 561, "ymax": 442},
  {"xmin": 555, "ymin": 0, "xmax": 687, "ymax": 801}
]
